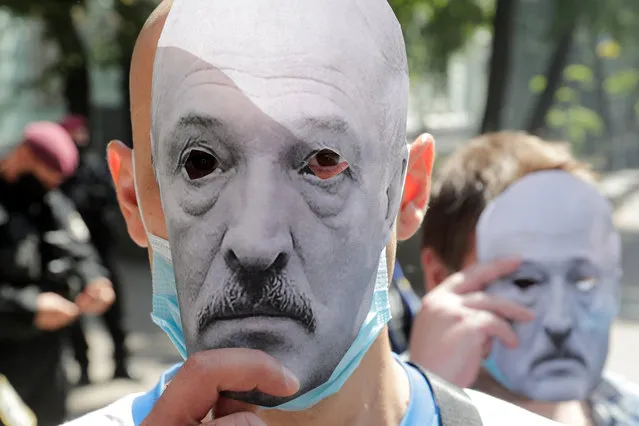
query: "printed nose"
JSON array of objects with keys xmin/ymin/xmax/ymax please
[
  {"xmin": 225, "ymin": 245, "xmax": 289, "ymax": 273},
  {"xmin": 544, "ymin": 327, "xmax": 572, "ymax": 349},
  {"xmin": 222, "ymin": 212, "xmax": 291, "ymax": 273},
  {"xmin": 223, "ymin": 161, "xmax": 293, "ymax": 272}
]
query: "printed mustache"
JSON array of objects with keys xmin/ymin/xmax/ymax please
[
  {"xmin": 197, "ymin": 268, "xmax": 317, "ymax": 335},
  {"xmin": 531, "ymin": 349, "xmax": 586, "ymax": 370}
]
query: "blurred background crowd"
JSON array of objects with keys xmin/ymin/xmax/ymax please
[{"xmin": 2, "ymin": 0, "xmax": 639, "ymax": 423}]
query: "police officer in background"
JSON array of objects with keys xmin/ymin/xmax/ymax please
[
  {"xmin": 0, "ymin": 121, "xmax": 115, "ymax": 426},
  {"xmin": 59, "ymin": 115, "xmax": 135, "ymax": 383}
]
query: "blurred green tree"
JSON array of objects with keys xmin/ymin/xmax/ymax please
[
  {"xmin": 0, "ymin": 0, "xmax": 156, "ymax": 131},
  {"xmin": 526, "ymin": 0, "xmax": 639, "ymax": 136},
  {"xmin": 389, "ymin": 0, "xmax": 525, "ymax": 133},
  {"xmin": 391, "ymin": 0, "xmax": 639, "ymax": 142},
  {"xmin": 4, "ymin": 0, "xmax": 639, "ymax": 154}
]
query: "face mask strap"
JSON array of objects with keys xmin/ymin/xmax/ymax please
[{"xmin": 131, "ymin": 149, "xmax": 173, "ymax": 262}]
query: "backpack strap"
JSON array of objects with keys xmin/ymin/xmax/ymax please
[{"xmin": 407, "ymin": 362, "xmax": 483, "ymax": 426}]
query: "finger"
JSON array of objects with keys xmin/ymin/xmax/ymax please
[
  {"xmin": 87, "ymin": 282, "xmax": 112, "ymax": 299},
  {"xmin": 62, "ymin": 299, "xmax": 81, "ymax": 316},
  {"xmin": 447, "ymin": 258, "xmax": 521, "ymax": 294},
  {"xmin": 102, "ymin": 287, "xmax": 116, "ymax": 303},
  {"xmin": 143, "ymin": 349, "xmax": 299, "ymax": 426},
  {"xmin": 463, "ymin": 293, "xmax": 535, "ymax": 322},
  {"xmin": 93, "ymin": 288, "xmax": 115, "ymax": 305},
  {"xmin": 206, "ymin": 412, "xmax": 266, "ymax": 426},
  {"xmin": 75, "ymin": 292, "xmax": 89, "ymax": 305},
  {"xmin": 215, "ymin": 397, "xmax": 260, "ymax": 418},
  {"xmin": 472, "ymin": 311, "xmax": 519, "ymax": 349},
  {"xmin": 62, "ymin": 312, "xmax": 79, "ymax": 326},
  {"xmin": 85, "ymin": 285, "xmax": 101, "ymax": 298},
  {"xmin": 481, "ymin": 337, "xmax": 492, "ymax": 359},
  {"xmin": 75, "ymin": 300, "xmax": 90, "ymax": 314}
]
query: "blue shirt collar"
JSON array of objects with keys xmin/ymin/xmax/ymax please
[{"xmin": 132, "ymin": 358, "xmax": 439, "ymax": 426}]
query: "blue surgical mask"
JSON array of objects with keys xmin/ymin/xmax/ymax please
[
  {"xmin": 482, "ymin": 354, "xmax": 512, "ymax": 390},
  {"xmin": 132, "ymin": 150, "xmax": 394, "ymax": 411}
]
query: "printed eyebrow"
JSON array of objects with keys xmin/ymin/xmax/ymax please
[
  {"xmin": 298, "ymin": 116, "xmax": 362, "ymax": 163},
  {"xmin": 173, "ymin": 113, "xmax": 230, "ymax": 135},
  {"xmin": 566, "ymin": 257, "xmax": 599, "ymax": 274},
  {"xmin": 567, "ymin": 256, "xmax": 595, "ymax": 266},
  {"xmin": 160, "ymin": 113, "xmax": 233, "ymax": 170},
  {"xmin": 302, "ymin": 116, "xmax": 350, "ymax": 134},
  {"xmin": 513, "ymin": 261, "xmax": 549, "ymax": 280}
]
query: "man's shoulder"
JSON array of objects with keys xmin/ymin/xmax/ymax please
[
  {"xmin": 63, "ymin": 363, "xmax": 182, "ymax": 426},
  {"xmin": 590, "ymin": 371, "xmax": 639, "ymax": 424},
  {"xmin": 464, "ymin": 389, "xmax": 560, "ymax": 425},
  {"xmin": 62, "ymin": 394, "xmax": 141, "ymax": 426}
]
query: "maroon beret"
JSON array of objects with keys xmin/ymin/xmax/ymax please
[
  {"xmin": 23, "ymin": 121, "xmax": 79, "ymax": 178},
  {"xmin": 60, "ymin": 114, "xmax": 88, "ymax": 134}
]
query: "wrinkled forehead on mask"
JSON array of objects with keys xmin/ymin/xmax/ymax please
[
  {"xmin": 149, "ymin": 0, "xmax": 409, "ymax": 171},
  {"xmin": 477, "ymin": 170, "xmax": 621, "ymax": 272}
]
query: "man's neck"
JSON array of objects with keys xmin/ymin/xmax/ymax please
[
  {"xmin": 474, "ymin": 369, "xmax": 593, "ymax": 425},
  {"xmin": 260, "ymin": 333, "xmax": 411, "ymax": 426}
]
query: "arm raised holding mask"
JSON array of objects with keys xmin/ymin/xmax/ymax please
[{"xmin": 408, "ymin": 258, "xmax": 535, "ymax": 388}]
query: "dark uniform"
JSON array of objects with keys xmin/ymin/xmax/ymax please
[
  {"xmin": 387, "ymin": 261, "xmax": 421, "ymax": 355},
  {"xmin": 60, "ymin": 150, "xmax": 130, "ymax": 379},
  {"xmin": 0, "ymin": 174, "xmax": 107, "ymax": 426}
]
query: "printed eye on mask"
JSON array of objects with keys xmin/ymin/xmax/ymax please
[
  {"xmin": 476, "ymin": 170, "xmax": 622, "ymax": 402},
  {"xmin": 146, "ymin": 0, "xmax": 409, "ymax": 411}
]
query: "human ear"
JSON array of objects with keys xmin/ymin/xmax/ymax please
[
  {"xmin": 403, "ymin": 134, "xmax": 435, "ymax": 210},
  {"xmin": 396, "ymin": 134, "xmax": 436, "ymax": 241},
  {"xmin": 107, "ymin": 140, "xmax": 148, "ymax": 247}
]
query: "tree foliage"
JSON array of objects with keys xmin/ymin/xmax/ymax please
[
  {"xmin": 0, "ymin": 0, "xmax": 155, "ymax": 62},
  {"xmin": 389, "ymin": 0, "xmax": 492, "ymax": 75},
  {"xmin": 3, "ymin": 0, "xmax": 639, "ymax": 165},
  {"xmin": 0, "ymin": 0, "xmax": 157, "ymax": 115}
]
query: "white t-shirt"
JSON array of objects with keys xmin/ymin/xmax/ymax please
[
  {"xmin": 62, "ymin": 362, "xmax": 559, "ymax": 426},
  {"xmin": 62, "ymin": 390, "xmax": 559, "ymax": 426}
]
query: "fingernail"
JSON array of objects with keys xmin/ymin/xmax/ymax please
[{"xmin": 281, "ymin": 366, "xmax": 300, "ymax": 390}]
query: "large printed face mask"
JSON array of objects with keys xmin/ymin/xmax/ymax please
[
  {"xmin": 477, "ymin": 170, "xmax": 622, "ymax": 401},
  {"xmin": 147, "ymin": 0, "xmax": 409, "ymax": 409}
]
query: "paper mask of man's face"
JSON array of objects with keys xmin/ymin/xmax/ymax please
[
  {"xmin": 150, "ymin": 0, "xmax": 408, "ymax": 406},
  {"xmin": 477, "ymin": 170, "xmax": 622, "ymax": 401}
]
